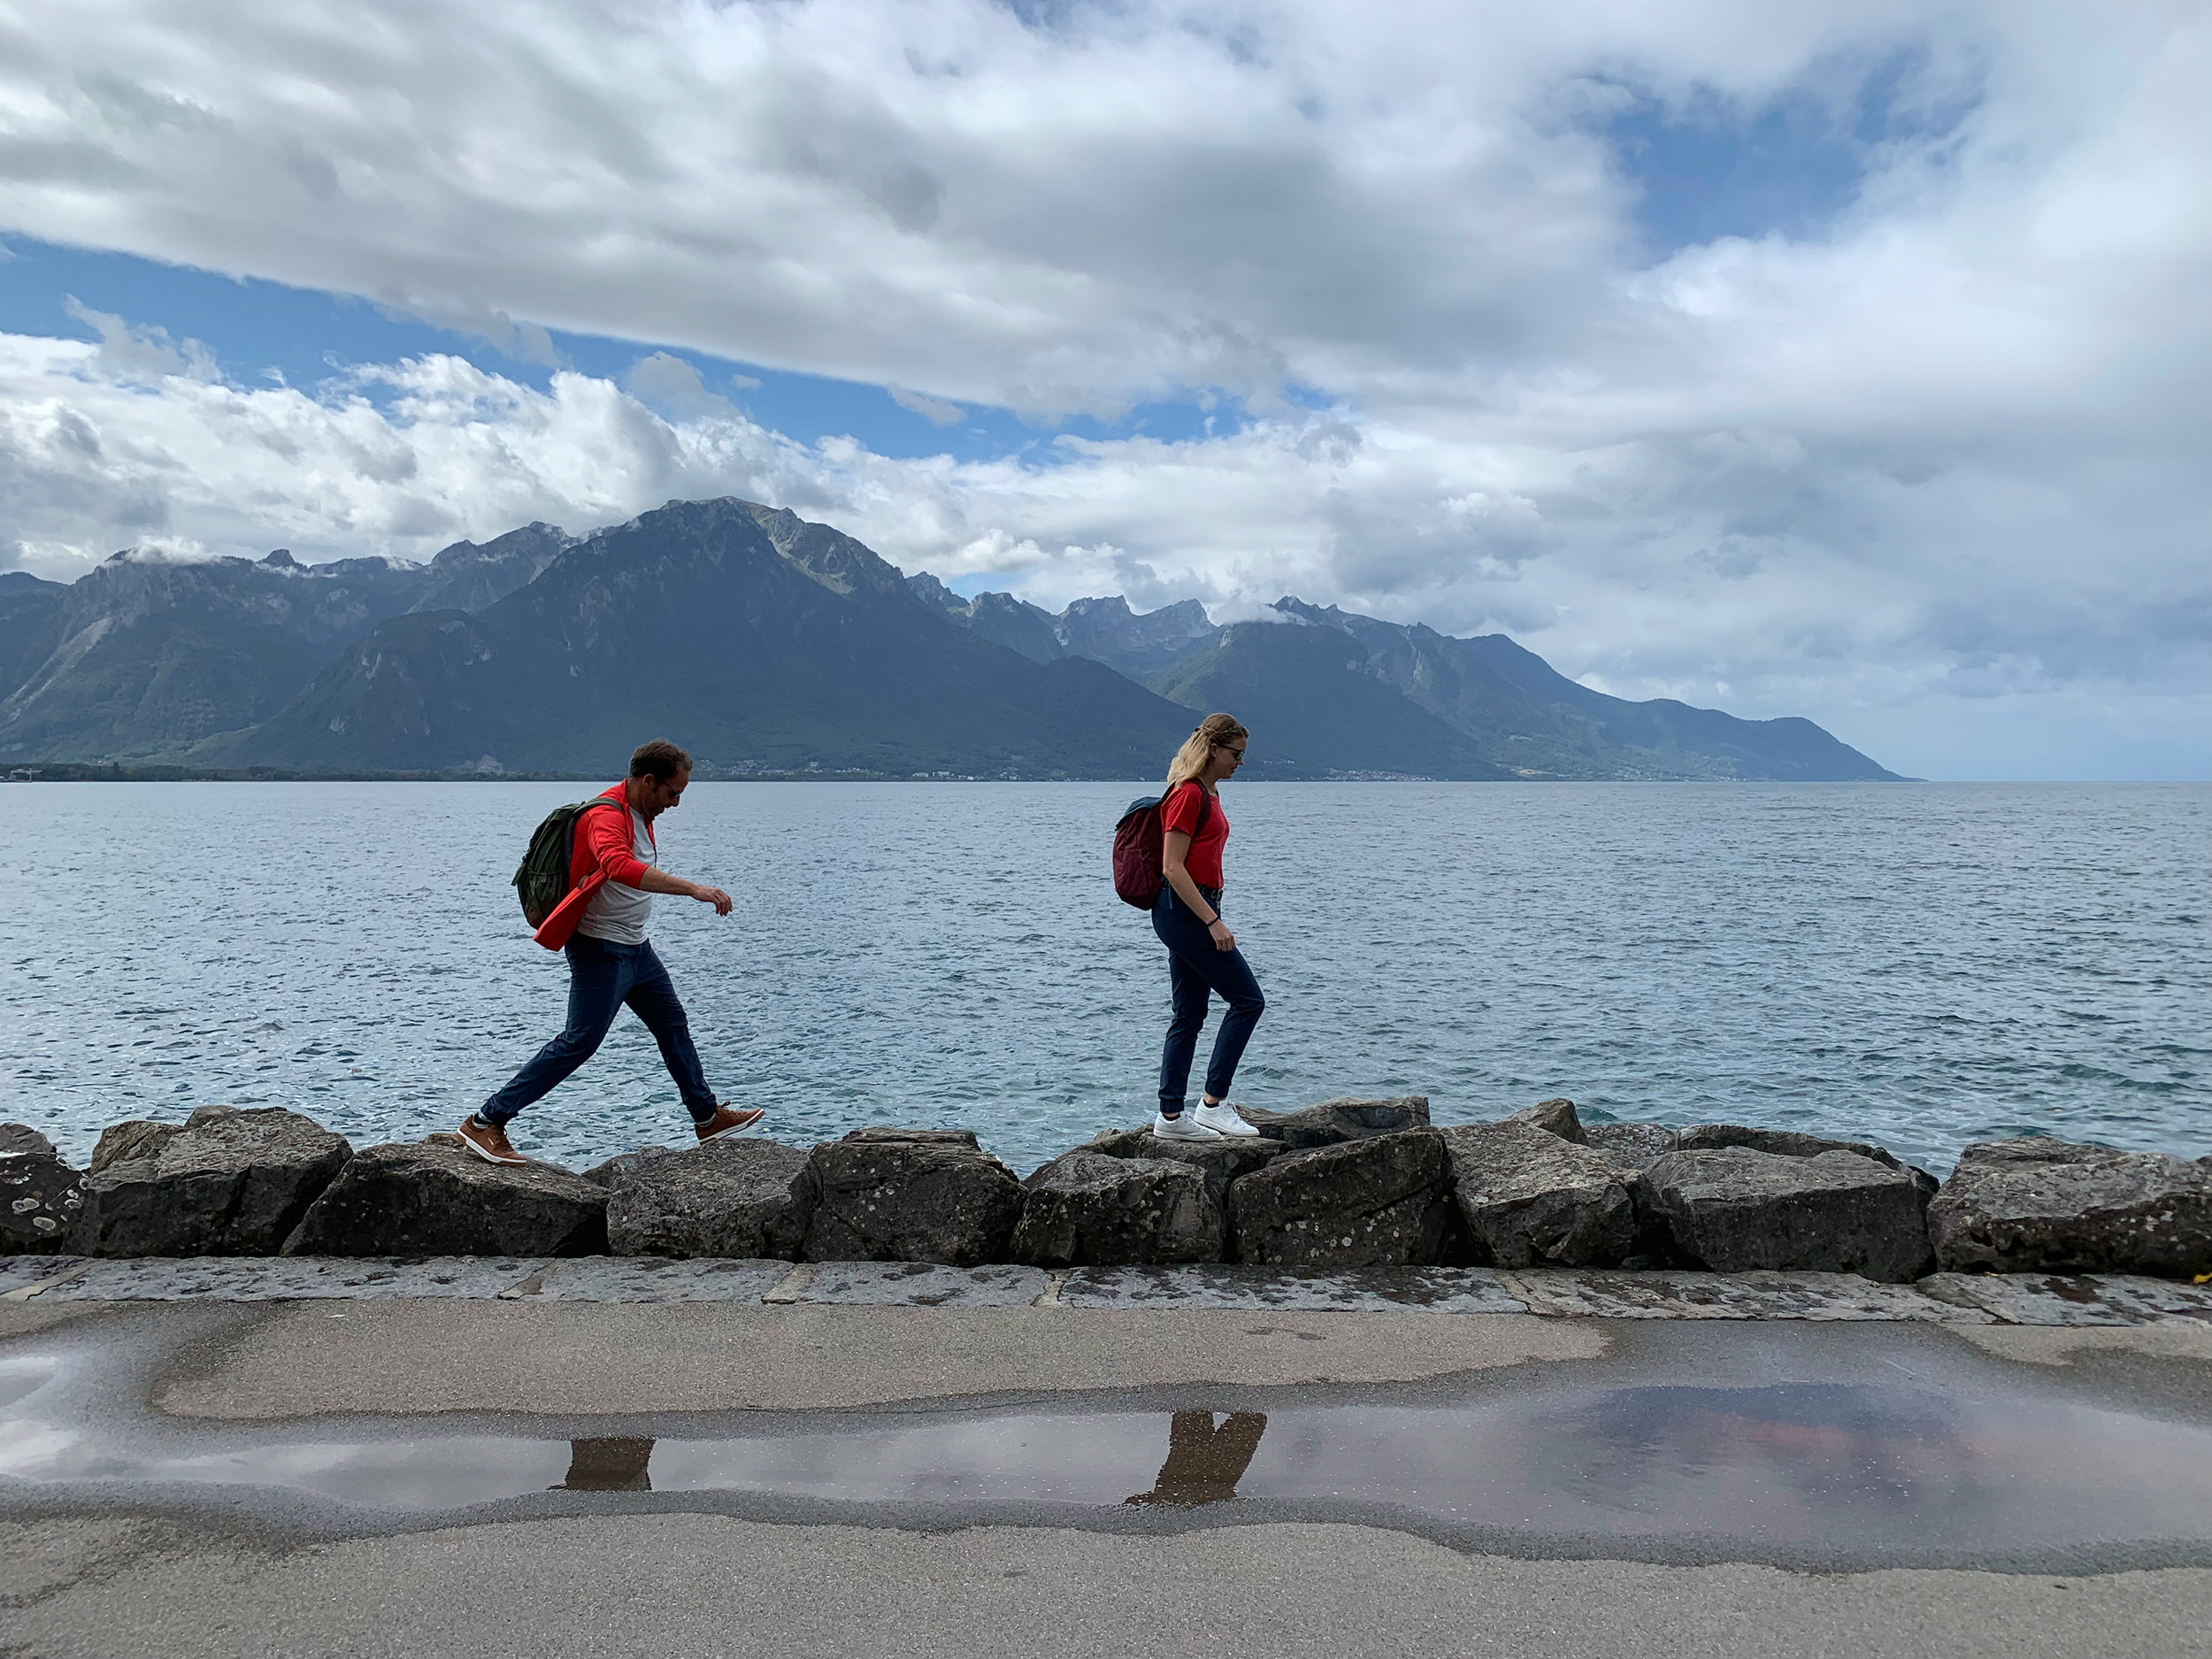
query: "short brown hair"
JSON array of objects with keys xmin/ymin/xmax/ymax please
[{"xmin": 628, "ymin": 739, "xmax": 693, "ymax": 781}]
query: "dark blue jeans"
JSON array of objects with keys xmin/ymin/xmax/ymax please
[
  {"xmin": 1153, "ymin": 884, "xmax": 1265, "ymax": 1114},
  {"xmin": 480, "ymin": 935, "xmax": 716, "ymax": 1126}
]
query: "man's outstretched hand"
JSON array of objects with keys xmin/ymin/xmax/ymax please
[{"xmin": 637, "ymin": 866, "xmax": 733, "ymax": 915}]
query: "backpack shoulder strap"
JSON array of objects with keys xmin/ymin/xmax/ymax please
[
  {"xmin": 568, "ymin": 793, "xmax": 630, "ymax": 855},
  {"xmin": 1164, "ymin": 780, "xmax": 1213, "ymax": 836}
]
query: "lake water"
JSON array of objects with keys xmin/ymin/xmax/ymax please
[{"xmin": 2, "ymin": 781, "xmax": 2205, "ymax": 1178}]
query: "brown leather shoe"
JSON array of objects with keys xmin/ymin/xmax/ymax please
[
  {"xmin": 695, "ymin": 1105, "xmax": 766, "ymax": 1143},
  {"xmin": 457, "ymin": 1115, "xmax": 528, "ymax": 1166}
]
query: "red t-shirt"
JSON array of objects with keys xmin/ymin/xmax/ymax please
[{"xmin": 1162, "ymin": 780, "xmax": 1229, "ymax": 889}]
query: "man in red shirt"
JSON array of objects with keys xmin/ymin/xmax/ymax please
[{"xmin": 458, "ymin": 740, "xmax": 764, "ymax": 1165}]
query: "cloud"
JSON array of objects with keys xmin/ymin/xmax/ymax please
[
  {"xmin": 0, "ymin": 2, "xmax": 2203, "ymax": 776},
  {"xmin": 62, "ymin": 296, "xmax": 219, "ymax": 383},
  {"xmin": 888, "ymin": 386, "xmax": 965, "ymax": 426},
  {"xmin": 622, "ymin": 351, "xmax": 732, "ymax": 419},
  {"xmin": 377, "ymin": 300, "xmax": 566, "ymax": 369},
  {"xmin": 0, "ymin": 0, "xmax": 2019, "ymax": 409}
]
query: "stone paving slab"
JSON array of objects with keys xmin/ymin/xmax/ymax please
[
  {"xmin": 788, "ymin": 1262, "xmax": 1054, "ymax": 1307},
  {"xmin": 1920, "ymin": 1271, "xmax": 2212, "ymax": 1325},
  {"xmin": 529, "ymin": 1258, "xmax": 792, "ymax": 1302},
  {"xmin": 32, "ymin": 1257, "xmax": 543, "ymax": 1302},
  {"xmin": 1496, "ymin": 1269, "xmax": 1993, "ymax": 1322},
  {"xmin": 0, "ymin": 1257, "xmax": 84, "ymax": 1296},
  {"xmin": 13, "ymin": 1255, "xmax": 2212, "ymax": 1325},
  {"xmin": 1058, "ymin": 1263, "xmax": 1529, "ymax": 1313}
]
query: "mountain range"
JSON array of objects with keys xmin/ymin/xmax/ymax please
[{"xmin": 0, "ymin": 499, "xmax": 1901, "ymax": 782}]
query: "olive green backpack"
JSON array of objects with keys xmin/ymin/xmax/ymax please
[{"xmin": 513, "ymin": 798, "xmax": 625, "ymax": 926}]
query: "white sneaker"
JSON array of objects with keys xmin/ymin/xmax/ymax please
[
  {"xmin": 1191, "ymin": 1101, "xmax": 1261, "ymax": 1138},
  {"xmin": 1151, "ymin": 1111, "xmax": 1222, "ymax": 1141}
]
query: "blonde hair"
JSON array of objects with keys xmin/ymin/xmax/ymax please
[{"xmin": 1165, "ymin": 712, "xmax": 1249, "ymax": 791}]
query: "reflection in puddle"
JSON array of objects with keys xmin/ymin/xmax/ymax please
[
  {"xmin": 3, "ymin": 1379, "xmax": 2210, "ymax": 1553},
  {"xmin": 0, "ymin": 1360, "xmax": 56, "ymax": 1416},
  {"xmin": 1125, "ymin": 1412, "xmax": 1266, "ymax": 1509},
  {"xmin": 1534, "ymin": 1385, "xmax": 1978, "ymax": 1521},
  {"xmin": 555, "ymin": 1438, "xmax": 655, "ymax": 1493}
]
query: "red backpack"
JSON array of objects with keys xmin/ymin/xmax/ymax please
[{"xmin": 1111, "ymin": 786, "xmax": 1213, "ymax": 909}]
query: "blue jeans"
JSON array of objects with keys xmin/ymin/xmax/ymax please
[
  {"xmin": 1153, "ymin": 884, "xmax": 1265, "ymax": 1115},
  {"xmin": 480, "ymin": 936, "xmax": 716, "ymax": 1125}
]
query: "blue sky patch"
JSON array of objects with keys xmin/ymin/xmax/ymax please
[
  {"xmin": 0, "ymin": 237, "xmax": 1241, "ymax": 464},
  {"xmin": 1603, "ymin": 49, "xmax": 1977, "ymax": 257}
]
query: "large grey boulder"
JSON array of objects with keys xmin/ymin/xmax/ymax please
[
  {"xmin": 1929, "ymin": 1138, "xmax": 2212, "ymax": 1277},
  {"xmin": 1584, "ymin": 1122, "xmax": 1681, "ymax": 1171},
  {"xmin": 1441, "ymin": 1121, "xmax": 1636, "ymax": 1268},
  {"xmin": 1085, "ymin": 1127, "xmax": 1286, "ymax": 1202},
  {"xmin": 581, "ymin": 1147, "xmax": 673, "ymax": 1187},
  {"xmin": 1678, "ymin": 1123, "xmax": 1938, "ymax": 1195},
  {"xmin": 0, "ymin": 1125, "xmax": 56, "ymax": 1158},
  {"xmin": 1636, "ymin": 1146, "xmax": 1935, "ymax": 1281},
  {"xmin": 846, "ymin": 1128, "xmax": 980, "ymax": 1146},
  {"xmin": 1507, "ymin": 1098, "xmax": 1587, "ymax": 1143},
  {"xmin": 605, "ymin": 1138, "xmax": 814, "ymax": 1259},
  {"xmin": 0, "ymin": 1144, "xmax": 83, "ymax": 1253},
  {"xmin": 88, "ymin": 1119, "xmax": 181, "ymax": 1174},
  {"xmin": 283, "ymin": 1139, "xmax": 607, "ymax": 1256},
  {"xmin": 1011, "ymin": 1150, "xmax": 1225, "ymax": 1268},
  {"xmin": 1234, "ymin": 1096, "xmax": 1430, "ymax": 1150},
  {"xmin": 73, "ymin": 1106, "xmax": 352, "ymax": 1257},
  {"xmin": 1229, "ymin": 1129, "xmax": 1458, "ymax": 1267},
  {"xmin": 801, "ymin": 1128, "xmax": 1023, "ymax": 1266}
]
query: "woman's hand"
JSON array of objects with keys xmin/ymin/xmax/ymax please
[{"xmin": 1208, "ymin": 918, "xmax": 1236, "ymax": 952}]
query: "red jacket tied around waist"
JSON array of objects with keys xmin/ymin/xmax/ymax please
[{"xmin": 533, "ymin": 784, "xmax": 656, "ymax": 951}]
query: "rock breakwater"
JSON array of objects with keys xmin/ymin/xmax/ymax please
[{"xmin": 7, "ymin": 1096, "xmax": 2212, "ymax": 1282}]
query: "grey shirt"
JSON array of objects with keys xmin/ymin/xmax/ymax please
[{"xmin": 576, "ymin": 808, "xmax": 655, "ymax": 945}]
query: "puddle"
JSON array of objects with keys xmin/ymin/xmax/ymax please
[
  {"xmin": 4, "ymin": 1379, "xmax": 2212, "ymax": 1553},
  {"xmin": 0, "ymin": 1359, "xmax": 57, "ymax": 1415}
]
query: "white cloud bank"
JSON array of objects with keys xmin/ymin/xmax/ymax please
[{"xmin": 0, "ymin": 0, "xmax": 2206, "ymax": 778}]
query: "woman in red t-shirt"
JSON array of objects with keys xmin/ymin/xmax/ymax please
[{"xmin": 1150, "ymin": 712, "xmax": 1266, "ymax": 1141}]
